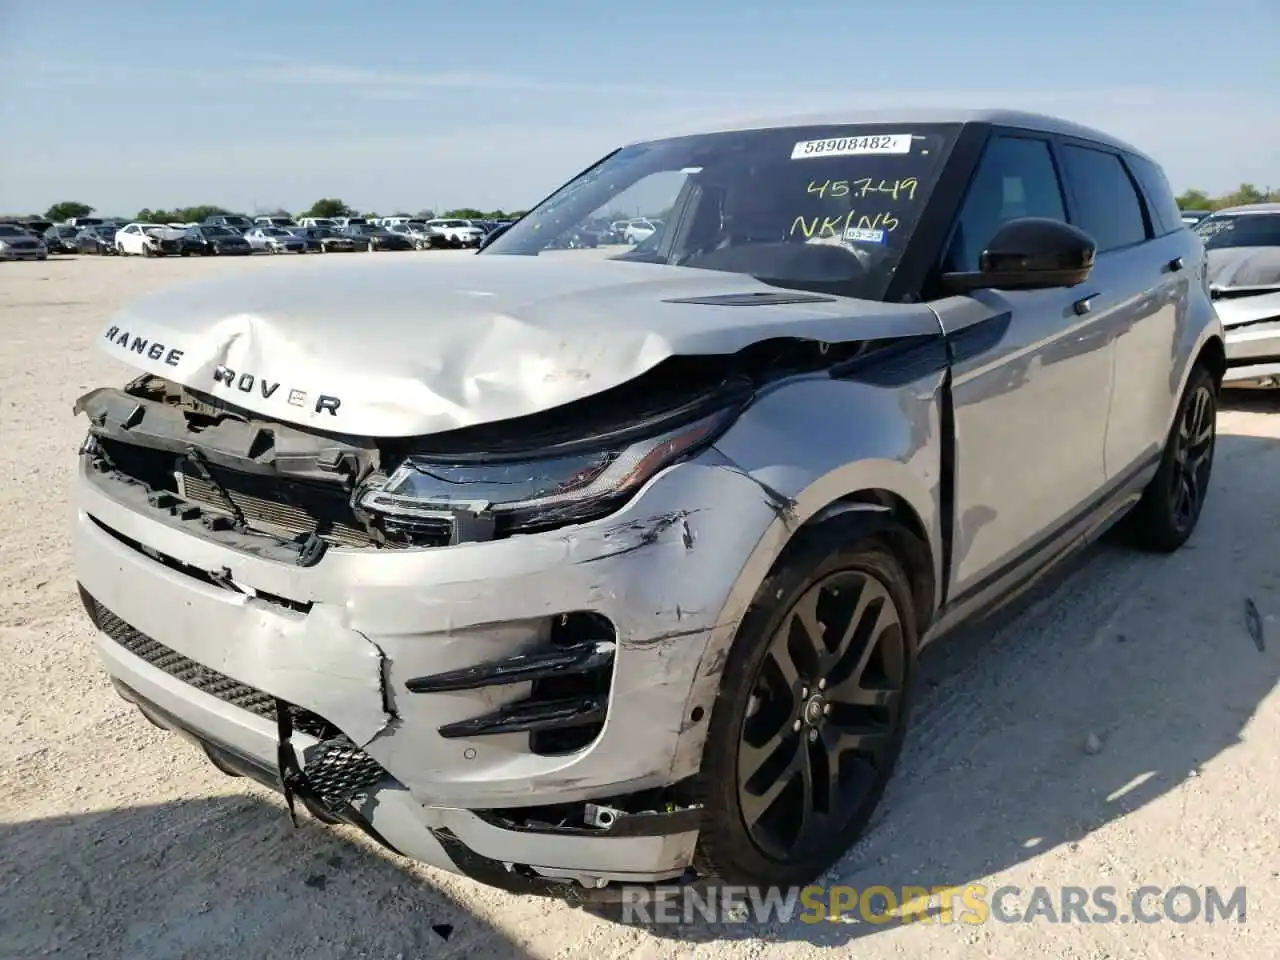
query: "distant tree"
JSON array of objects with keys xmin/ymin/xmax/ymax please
[
  {"xmin": 390, "ymin": 211, "xmax": 411, "ymax": 218},
  {"xmin": 303, "ymin": 198, "xmax": 355, "ymax": 219},
  {"xmin": 177, "ymin": 204, "xmax": 231, "ymax": 223},
  {"xmin": 415, "ymin": 209, "xmax": 436, "ymax": 219},
  {"xmin": 46, "ymin": 201, "xmax": 95, "ymax": 222},
  {"xmin": 444, "ymin": 207, "xmax": 485, "ymax": 219},
  {"xmin": 262, "ymin": 208, "xmax": 294, "ymax": 220},
  {"xmin": 605, "ymin": 209, "xmax": 632, "ymax": 223},
  {"xmin": 1175, "ymin": 189, "xmax": 1211, "ymax": 211},
  {"xmin": 1220, "ymin": 183, "xmax": 1268, "ymax": 208}
]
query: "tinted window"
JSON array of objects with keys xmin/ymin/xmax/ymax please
[
  {"xmin": 1061, "ymin": 145, "xmax": 1148, "ymax": 252},
  {"xmin": 1125, "ymin": 154, "xmax": 1182, "ymax": 236},
  {"xmin": 945, "ymin": 135, "xmax": 1066, "ymax": 272}
]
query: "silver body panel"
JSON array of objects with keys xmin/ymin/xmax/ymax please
[{"xmin": 71, "ymin": 109, "xmax": 1224, "ymax": 891}]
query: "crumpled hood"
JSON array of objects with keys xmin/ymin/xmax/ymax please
[
  {"xmin": 98, "ymin": 254, "xmax": 940, "ymax": 437},
  {"xmin": 1206, "ymin": 247, "xmax": 1280, "ymax": 331}
]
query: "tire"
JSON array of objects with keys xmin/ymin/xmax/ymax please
[
  {"xmin": 1126, "ymin": 363, "xmax": 1217, "ymax": 552},
  {"xmin": 695, "ymin": 517, "xmax": 918, "ymax": 887}
]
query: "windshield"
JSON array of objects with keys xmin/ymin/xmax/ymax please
[
  {"xmin": 1196, "ymin": 213, "xmax": 1280, "ymax": 250},
  {"xmin": 483, "ymin": 123, "xmax": 958, "ymax": 299},
  {"xmin": 0, "ymin": 225, "xmax": 27, "ymax": 237},
  {"xmin": 260, "ymin": 227, "xmax": 287, "ymax": 236}
]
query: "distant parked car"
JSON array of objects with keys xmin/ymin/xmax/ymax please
[
  {"xmin": 402, "ymin": 223, "xmax": 453, "ymax": 250},
  {"xmin": 115, "ymin": 223, "xmax": 187, "ymax": 256},
  {"xmin": 203, "ymin": 215, "xmax": 255, "ymax": 233},
  {"xmin": 0, "ymin": 222, "xmax": 47, "ymax": 260},
  {"xmin": 184, "ymin": 225, "xmax": 254, "ymax": 256},
  {"xmin": 546, "ymin": 226, "xmax": 600, "ymax": 249},
  {"xmin": 245, "ymin": 226, "xmax": 307, "ymax": 254},
  {"xmin": 43, "ymin": 225, "xmax": 80, "ymax": 254},
  {"xmin": 1180, "ymin": 209, "xmax": 1212, "ymax": 225},
  {"xmin": 72, "ymin": 225, "xmax": 119, "ymax": 255},
  {"xmin": 20, "ymin": 219, "xmax": 54, "ymax": 236},
  {"xmin": 254, "ymin": 216, "xmax": 298, "ymax": 229},
  {"xmin": 65, "ymin": 216, "xmax": 105, "ymax": 229},
  {"xmin": 342, "ymin": 223, "xmax": 414, "ymax": 252},
  {"xmin": 1194, "ymin": 202, "xmax": 1280, "ymax": 389},
  {"xmin": 623, "ymin": 218, "xmax": 660, "ymax": 244},
  {"xmin": 290, "ymin": 226, "xmax": 357, "ymax": 252},
  {"xmin": 423, "ymin": 218, "xmax": 485, "ymax": 247},
  {"xmin": 296, "ymin": 217, "xmax": 338, "ymax": 229}
]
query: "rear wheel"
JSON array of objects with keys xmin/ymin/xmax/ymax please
[
  {"xmin": 696, "ymin": 521, "xmax": 917, "ymax": 886},
  {"xmin": 1127, "ymin": 364, "xmax": 1217, "ymax": 552}
]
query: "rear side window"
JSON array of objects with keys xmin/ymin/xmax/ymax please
[
  {"xmin": 944, "ymin": 135, "xmax": 1067, "ymax": 272},
  {"xmin": 1060, "ymin": 145, "xmax": 1148, "ymax": 252},
  {"xmin": 1126, "ymin": 154, "xmax": 1183, "ymax": 236}
]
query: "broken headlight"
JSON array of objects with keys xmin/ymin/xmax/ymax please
[{"xmin": 358, "ymin": 404, "xmax": 740, "ymax": 533}]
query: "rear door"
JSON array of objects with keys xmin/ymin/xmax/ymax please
[
  {"xmin": 1056, "ymin": 142, "xmax": 1179, "ymax": 480},
  {"xmin": 932, "ymin": 131, "xmax": 1113, "ymax": 601}
]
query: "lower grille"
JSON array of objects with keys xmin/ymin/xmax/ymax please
[
  {"xmin": 86, "ymin": 589, "xmax": 390, "ymax": 808},
  {"xmin": 87, "ymin": 592, "xmax": 332, "ymax": 738}
]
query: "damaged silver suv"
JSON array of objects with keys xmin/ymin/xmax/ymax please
[{"xmin": 72, "ymin": 109, "xmax": 1223, "ymax": 896}]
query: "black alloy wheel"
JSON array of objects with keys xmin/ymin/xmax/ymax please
[
  {"xmin": 737, "ymin": 570, "xmax": 907, "ymax": 862},
  {"xmin": 1128, "ymin": 363, "xmax": 1217, "ymax": 552},
  {"xmin": 1171, "ymin": 379, "xmax": 1215, "ymax": 533},
  {"xmin": 695, "ymin": 522, "xmax": 918, "ymax": 886}
]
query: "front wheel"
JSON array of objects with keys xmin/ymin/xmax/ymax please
[
  {"xmin": 1127, "ymin": 364, "xmax": 1217, "ymax": 552},
  {"xmin": 695, "ymin": 521, "xmax": 917, "ymax": 887}
]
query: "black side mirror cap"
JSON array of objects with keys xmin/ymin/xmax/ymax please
[{"xmin": 941, "ymin": 217, "xmax": 1097, "ymax": 294}]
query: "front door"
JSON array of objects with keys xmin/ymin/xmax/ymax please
[{"xmin": 931, "ymin": 133, "xmax": 1114, "ymax": 603}]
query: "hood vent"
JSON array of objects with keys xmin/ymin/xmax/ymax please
[{"xmin": 662, "ymin": 291, "xmax": 837, "ymax": 307}]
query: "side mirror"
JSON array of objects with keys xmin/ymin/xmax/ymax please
[
  {"xmin": 941, "ymin": 217, "xmax": 1096, "ymax": 294},
  {"xmin": 477, "ymin": 223, "xmax": 511, "ymax": 252}
]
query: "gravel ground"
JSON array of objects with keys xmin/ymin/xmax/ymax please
[{"xmin": 1, "ymin": 252, "xmax": 1277, "ymax": 960}]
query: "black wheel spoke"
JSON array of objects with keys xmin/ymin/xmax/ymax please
[
  {"xmin": 738, "ymin": 720, "xmax": 793, "ymax": 785},
  {"xmin": 739, "ymin": 735, "xmax": 802, "ymax": 829},
  {"xmin": 826, "ymin": 580, "xmax": 883, "ymax": 677}
]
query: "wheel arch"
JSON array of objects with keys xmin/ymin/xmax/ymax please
[{"xmin": 1195, "ymin": 334, "xmax": 1226, "ymax": 389}]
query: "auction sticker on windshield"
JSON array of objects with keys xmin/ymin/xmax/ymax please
[
  {"xmin": 791, "ymin": 134, "xmax": 913, "ymax": 159},
  {"xmin": 845, "ymin": 227, "xmax": 887, "ymax": 244}
]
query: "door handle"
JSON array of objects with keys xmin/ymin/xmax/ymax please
[
  {"xmin": 1166, "ymin": 256, "xmax": 1184, "ymax": 272},
  {"xmin": 1072, "ymin": 294, "xmax": 1097, "ymax": 316}
]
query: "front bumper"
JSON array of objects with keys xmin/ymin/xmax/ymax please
[
  {"xmin": 0, "ymin": 245, "xmax": 47, "ymax": 259},
  {"xmin": 1223, "ymin": 321, "xmax": 1280, "ymax": 387},
  {"xmin": 72, "ymin": 450, "xmax": 778, "ymax": 890}
]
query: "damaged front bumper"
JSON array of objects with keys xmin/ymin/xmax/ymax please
[
  {"xmin": 1223, "ymin": 320, "xmax": 1280, "ymax": 388},
  {"xmin": 72, "ymin": 437, "xmax": 781, "ymax": 892}
]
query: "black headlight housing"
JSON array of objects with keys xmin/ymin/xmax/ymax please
[{"xmin": 358, "ymin": 376, "xmax": 752, "ymax": 536}]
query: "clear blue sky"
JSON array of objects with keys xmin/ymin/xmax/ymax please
[{"xmin": 1, "ymin": 0, "xmax": 1276, "ymax": 216}]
